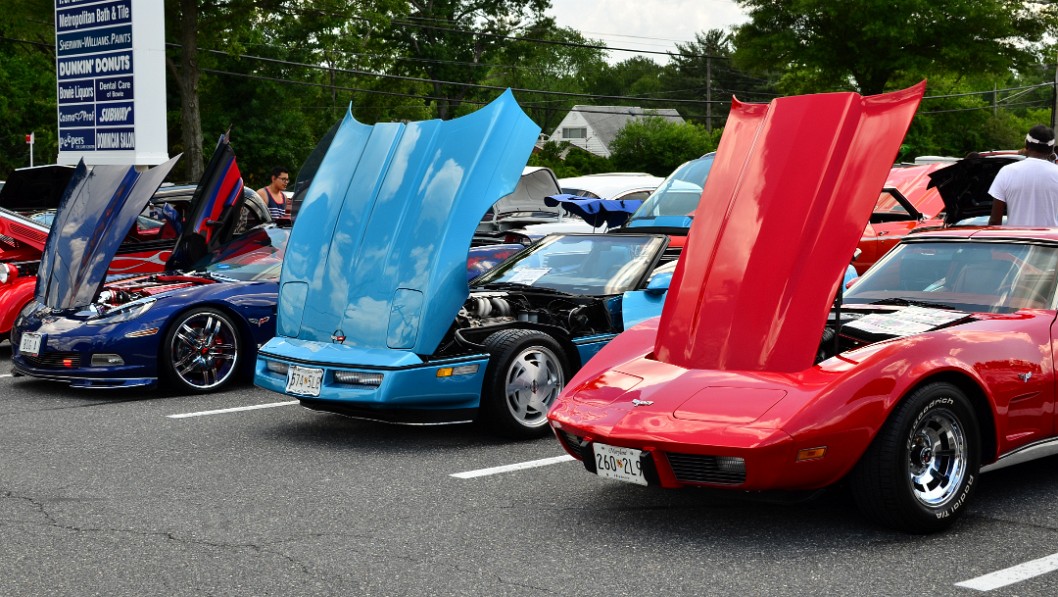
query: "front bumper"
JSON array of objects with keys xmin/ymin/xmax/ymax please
[
  {"xmin": 255, "ymin": 337, "xmax": 491, "ymax": 424},
  {"xmin": 11, "ymin": 315, "xmax": 161, "ymax": 389},
  {"xmin": 10, "ymin": 361, "xmax": 156, "ymax": 389}
]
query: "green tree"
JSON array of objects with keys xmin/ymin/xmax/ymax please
[
  {"xmin": 589, "ymin": 56, "xmax": 666, "ymax": 100},
  {"xmin": 483, "ymin": 25, "xmax": 609, "ymax": 133},
  {"xmin": 385, "ymin": 0, "xmax": 551, "ymax": 119},
  {"xmin": 662, "ymin": 29, "xmax": 778, "ymax": 130},
  {"xmin": 528, "ymin": 141, "xmax": 612, "ymax": 178},
  {"xmin": 0, "ymin": 0, "xmax": 58, "ymax": 173},
  {"xmin": 732, "ymin": 0, "xmax": 1058, "ymax": 95},
  {"xmin": 608, "ymin": 117, "xmax": 719, "ymax": 176}
]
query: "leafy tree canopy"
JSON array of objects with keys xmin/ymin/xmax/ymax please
[
  {"xmin": 608, "ymin": 117, "xmax": 720, "ymax": 176},
  {"xmin": 732, "ymin": 0, "xmax": 1058, "ymax": 95}
]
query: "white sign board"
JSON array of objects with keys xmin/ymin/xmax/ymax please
[{"xmin": 54, "ymin": 0, "xmax": 168, "ymax": 165}]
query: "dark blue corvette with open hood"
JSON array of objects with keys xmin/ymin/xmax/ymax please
[{"xmin": 11, "ymin": 137, "xmax": 285, "ymax": 393}]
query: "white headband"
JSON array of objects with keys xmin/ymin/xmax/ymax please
[{"xmin": 1026, "ymin": 133, "xmax": 1055, "ymax": 147}]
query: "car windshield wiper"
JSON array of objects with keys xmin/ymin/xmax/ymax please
[
  {"xmin": 476, "ymin": 282, "xmax": 573, "ymax": 295},
  {"xmin": 869, "ymin": 297, "xmax": 960, "ymax": 311}
]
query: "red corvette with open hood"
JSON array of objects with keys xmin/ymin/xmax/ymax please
[{"xmin": 544, "ymin": 83, "xmax": 1051, "ymax": 533}]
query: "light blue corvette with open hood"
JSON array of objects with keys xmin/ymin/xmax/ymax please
[{"xmin": 255, "ymin": 91, "xmax": 676, "ymax": 437}]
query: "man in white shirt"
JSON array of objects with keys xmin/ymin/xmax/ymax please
[{"xmin": 988, "ymin": 125, "xmax": 1058, "ymax": 227}]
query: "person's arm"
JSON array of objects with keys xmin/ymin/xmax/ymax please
[{"xmin": 988, "ymin": 196, "xmax": 1006, "ymax": 225}]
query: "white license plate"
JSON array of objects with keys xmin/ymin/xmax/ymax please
[
  {"xmin": 286, "ymin": 365, "xmax": 323, "ymax": 397},
  {"xmin": 593, "ymin": 442, "xmax": 647, "ymax": 486},
  {"xmin": 19, "ymin": 332, "xmax": 42, "ymax": 357}
]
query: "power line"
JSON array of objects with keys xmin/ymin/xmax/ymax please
[{"xmin": 185, "ymin": 44, "xmax": 730, "ymax": 105}]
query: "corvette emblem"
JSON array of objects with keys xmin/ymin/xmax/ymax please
[
  {"xmin": 631, "ymin": 399, "xmax": 653, "ymax": 407},
  {"xmin": 331, "ymin": 329, "xmax": 346, "ymax": 344}
]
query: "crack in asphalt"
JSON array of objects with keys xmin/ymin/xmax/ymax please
[
  {"xmin": 965, "ymin": 510, "xmax": 1058, "ymax": 532},
  {"xmin": 0, "ymin": 399, "xmax": 144, "ymax": 418},
  {"xmin": 0, "ymin": 490, "xmax": 334, "ymax": 577}
]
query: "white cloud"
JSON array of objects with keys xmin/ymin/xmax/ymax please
[{"xmin": 546, "ymin": 0, "xmax": 749, "ymax": 64}]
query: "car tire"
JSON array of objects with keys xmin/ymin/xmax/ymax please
[
  {"xmin": 480, "ymin": 329, "xmax": 569, "ymax": 439},
  {"xmin": 161, "ymin": 307, "xmax": 242, "ymax": 393},
  {"xmin": 850, "ymin": 381, "xmax": 980, "ymax": 533}
]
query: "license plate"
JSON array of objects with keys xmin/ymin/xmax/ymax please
[
  {"xmin": 19, "ymin": 332, "xmax": 42, "ymax": 357},
  {"xmin": 286, "ymin": 365, "xmax": 323, "ymax": 397},
  {"xmin": 592, "ymin": 442, "xmax": 647, "ymax": 486}
]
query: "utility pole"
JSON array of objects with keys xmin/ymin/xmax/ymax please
[
  {"xmin": 1053, "ymin": 59, "xmax": 1057, "ymax": 129},
  {"xmin": 705, "ymin": 56, "xmax": 712, "ymax": 131}
]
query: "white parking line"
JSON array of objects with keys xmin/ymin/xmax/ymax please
[
  {"xmin": 955, "ymin": 552, "xmax": 1058, "ymax": 591},
  {"xmin": 451, "ymin": 455, "xmax": 575, "ymax": 479},
  {"xmin": 167, "ymin": 401, "xmax": 299, "ymax": 419},
  {"xmin": 0, "ymin": 374, "xmax": 11, "ymax": 378}
]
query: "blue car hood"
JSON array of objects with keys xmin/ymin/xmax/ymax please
[
  {"xmin": 277, "ymin": 90, "xmax": 540, "ymax": 354},
  {"xmin": 35, "ymin": 156, "xmax": 179, "ymax": 310}
]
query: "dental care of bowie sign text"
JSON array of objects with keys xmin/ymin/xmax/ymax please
[{"xmin": 54, "ymin": 0, "xmax": 167, "ymax": 166}]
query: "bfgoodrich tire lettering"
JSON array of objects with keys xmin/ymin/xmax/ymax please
[
  {"xmin": 851, "ymin": 381, "xmax": 980, "ymax": 533},
  {"xmin": 480, "ymin": 329, "xmax": 569, "ymax": 439}
]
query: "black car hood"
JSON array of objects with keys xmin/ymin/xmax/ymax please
[
  {"xmin": 36, "ymin": 157, "xmax": 179, "ymax": 310},
  {"xmin": 0, "ymin": 164, "xmax": 75, "ymax": 212},
  {"xmin": 928, "ymin": 155, "xmax": 1021, "ymax": 225}
]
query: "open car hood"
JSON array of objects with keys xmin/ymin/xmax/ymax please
[
  {"xmin": 277, "ymin": 90, "xmax": 540, "ymax": 353},
  {"xmin": 927, "ymin": 154, "xmax": 1021, "ymax": 225},
  {"xmin": 166, "ymin": 134, "xmax": 247, "ymax": 270},
  {"xmin": 491, "ymin": 167, "xmax": 562, "ymax": 217},
  {"xmin": 654, "ymin": 82, "xmax": 924, "ymax": 372},
  {"xmin": 35, "ymin": 157, "xmax": 179, "ymax": 310},
  {"xmin": 0, "ymin": 164, "xmax": 75, "ymax": 212}
]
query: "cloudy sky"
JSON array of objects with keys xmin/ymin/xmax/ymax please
[{"xmin": 546, "ymin": 0, "xmax": 749, "ymax": 63}]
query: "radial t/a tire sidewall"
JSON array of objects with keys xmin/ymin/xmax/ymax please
[
  {"xmin": 480, "ymin": 329, "xmax": 569, "ymax": 439},
  {"xmin": 161, "ymin": 307, "xmax": 241, "ymax": 394},
  {"xmin": 852, "ymin": 382, "xmax": 980, "ymax": 533}
]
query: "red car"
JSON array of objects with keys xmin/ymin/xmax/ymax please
[
  {"xmin": 547, "ymin": 83, "xmax": 1048, "ymax": 533},
  {"xmin": 856, "ymin": 162, "xmax": 948, "ymax": 273}
]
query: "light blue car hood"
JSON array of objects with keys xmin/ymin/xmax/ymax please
[{"xmin": 277, "ymin": 90, "xmax": 540, "ymax": 354}]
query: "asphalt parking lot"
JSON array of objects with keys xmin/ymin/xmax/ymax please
[{"xmin": 1, "ymin": 345, "xmax": 1058, "ymax": 596}]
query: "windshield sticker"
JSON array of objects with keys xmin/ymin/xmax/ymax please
[
  {"xmin": 506, "ymin": 267, "xmax": 550, "ymax": 285},
  {"xmin": 844, "ymin": 305, "xmax": 968, "ymax": 336}
]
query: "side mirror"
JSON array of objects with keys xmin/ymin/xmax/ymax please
[{"xmin": 645, "ymin": 270, "xmax": 673, "ymax": 295}]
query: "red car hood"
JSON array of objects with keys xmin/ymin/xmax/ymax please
[{"xmin": 655, "ymin": 82, "xmax": 924, "ymax": 372}]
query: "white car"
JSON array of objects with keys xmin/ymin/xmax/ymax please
[{"xmin": 515, "ymin": 172, "xmax": 664, "ymax": 237}]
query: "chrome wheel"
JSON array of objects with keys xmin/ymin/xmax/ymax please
[
  {"xmin": 482, "ymin": 329, "xmax": 570, "ymax": 438},
  {"xmin": 908, "ymin": 409, "xmax": 967, "ymax": 507},
  {"xmin": 502, "ymin": 345, "xmax": 564, "ymax": 428},
  {"xmin": 167, "ymin": 309, "xmax": 239, "ymax": 391},
  {"xmin": 851, "ymin": 381, "xmax": 980, "ymax": 533}
]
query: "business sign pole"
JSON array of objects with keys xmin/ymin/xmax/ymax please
[{"xmin": 54, "ymin": 0, "xmax": 168, "ymax": 166}]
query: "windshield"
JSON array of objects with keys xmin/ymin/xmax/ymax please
[
  {"xmin": 625, "ymin": 155, "xmax": 714, "ymax": 227},
  {"xmin": 197, "ymin": 226, "xmax": 288, "ymax": 281},
  {"xmin": 872, "ymin": 189, "xmax": 915, "ymax": 222},
  {"xmin": 845, "ymin": 241, "xmax": 1058, "ymax": 313},
  {"xmin": 473, "ymin": 233, "xmax": 665, "ymax": 295}
]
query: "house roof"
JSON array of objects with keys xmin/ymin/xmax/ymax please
[{"xmin": 558, "ymin": 106, "xmax": 685, "ymax": 149}]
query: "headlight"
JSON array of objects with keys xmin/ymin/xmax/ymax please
[
  {"xmin": 334, "ymin": 371, "xmax": 383, "ymax": 386},
  {"xmin": 90, "ymin": 298, "xmax": 157, "ymax": 324},
  {"xmin": 265, "ymin": 360, "xmax": 289, "ymax": 375},
  {"xmin": 0, "ymin": 263, "xmax": 16, "ymax": 284}
]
